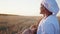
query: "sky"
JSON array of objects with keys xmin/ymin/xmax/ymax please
[{"xmin": 0, "ymin": 0, "xmax": 60, "ymax": 16}]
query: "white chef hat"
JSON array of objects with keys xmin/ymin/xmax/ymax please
[{"xmin": 41, "ymin": 0, "xmax": 59, "ymax": 15}]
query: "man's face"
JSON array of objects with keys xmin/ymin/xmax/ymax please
[
  {"xmin": 40, "ymin": 4, "xmax": 52, "ymax": 16},
  {"xmin": 40, "ymin": 4, "xmax": 46, "ymax": 14}
]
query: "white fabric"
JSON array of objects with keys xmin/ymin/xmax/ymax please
[
  {"xmin": 37, "ymin": 15, "xmax": 59, "ymax": 34},
  {"xmin": 41, "ymin": 0, "xmax": 59, "ymax": 15}
]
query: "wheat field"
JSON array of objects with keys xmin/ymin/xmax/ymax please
[{"xmin": 0, "ymin": 14, "xmax": 60, "ymax": 34}]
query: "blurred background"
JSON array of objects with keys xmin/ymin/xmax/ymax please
[{"xmin": 0, "ymin": 0, "xmax": 60, "ymax": 34}]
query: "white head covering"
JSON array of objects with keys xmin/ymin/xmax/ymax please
[{"xmin": 41, "ymin": 0, "xmax": 59, "ymax": 15}]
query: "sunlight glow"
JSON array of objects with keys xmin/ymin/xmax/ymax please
[{"xmin": 0, "ymin": 0, "xmax": 60, "ymax": 16}]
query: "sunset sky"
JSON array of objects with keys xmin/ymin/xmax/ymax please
[{"xmin": 0, "ymin": 0, "xmax": 60, "ymax": 16}]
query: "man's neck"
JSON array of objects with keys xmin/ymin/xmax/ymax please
[{"xmin": 43, "ymin": 14, "xmax": 49, "ymax": 19}]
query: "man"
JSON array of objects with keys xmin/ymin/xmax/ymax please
[{"xmin": 37, "ymin": 0, "xmax": 60, "ymax": 34}]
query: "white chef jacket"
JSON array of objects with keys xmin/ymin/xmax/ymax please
[{"xmin": 37, "ymin": 15, "xmax": 59, "ymax": 34}]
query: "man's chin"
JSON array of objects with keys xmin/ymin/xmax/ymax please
[{"xmin": 39, "ymin": 14, "xmax": 44, "ymax": 17}]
